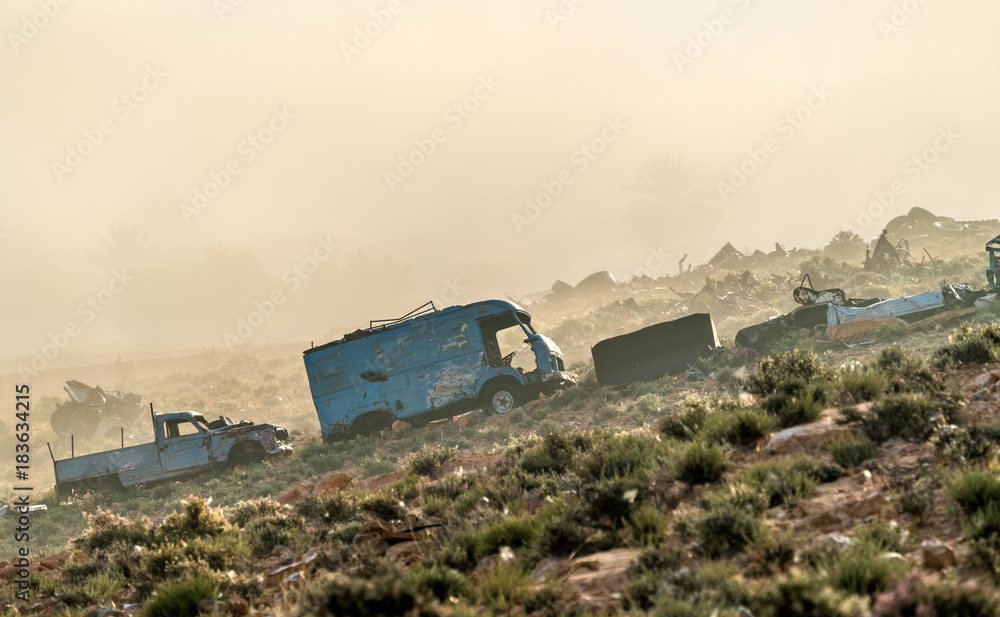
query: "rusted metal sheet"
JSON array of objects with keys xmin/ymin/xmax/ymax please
[{"xmin": 591, "ymin": 313, "xmax": 719, "ymax": 386}]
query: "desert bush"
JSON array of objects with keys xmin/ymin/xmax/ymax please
[
  {"xmin": 657, "ymin": 394, "xmax": 713, "ymax": 440},
  {"xmin": 404, "ymin": 444, "xmax": 454, "ymax": 477},
  {"xmin": 576, "ymin": 430, "xmax": 661, "ymax": 482},
  {"xmin": 475, "ymin": 515, "xmax": 540, "ymax": 560},
  {"xmin": 73, "ymin": 509, "xmax": 154, "ymax": 552},
  {"xmin": 700, "ymin": 407, "xmax": 774, "ymax": 446},
  {"xmin": 244, "ymin": 514, "xmax": 304, "ymax": 557},
  {"xmin": 864, "ymin": 393, "xmax": 934, "ymax": 442},
  {"xmin": 737, "ymin": 456, "xmax": 838, "ymax": 508},
  {"xmin": 474, "ymin": 561, "xmax": 536, "ymax": 615},
  {"xmin": 57, "ymin": 571, "xmax": 124, "ymax": 607},
  {"xmin": 871, "ymin": 571, "xmax": 1000, "ymax": 617},
  {"xmin": 672, "ymin": 441, "xmax": 726, "ymax": 486},
  {"xmin": 518, "ymin": 431, "xmax": 577, "ymax": 475},
  {"xmin": 828, "ymin": 433, "xmax": 875, "ymax": 468},
  {"xmin": 535, "ymin": 500, "xmax": 591, "ymax": 557},
  {"xmin": 359, "ymin": 493, "xmax": 407, "ymax": 521},
  {"xmin": 855, "ymin": 520, "xmax": 903, "ymax": 553},
  {"xmin": 937, "ymin": 424, "xmax": 1000, "ymax": 467},
  {"xmin": 948, "ymin": 470, "xmax": 1000, "ymax": 516},
  {"xmin": 157, "ymin": 495, "xmax": 229, "ymax": 541},
  {"xmin": 750, "ymin": 572, "xmax": 866, "ymax": 617},
  {"xmin": 296, "ymin": 492, "xmax": 358, "ymax": 524},
  {"xmin": 228, "ymin": 498, "xmax": 284, "ymax": 528},
  {"xmin": 295, "ymin": 571, "xmax": 441, "ymax": 617},
  {"xmin": 838, "ymin": 367, "xmax": 886, "ymax": 403},
  {"xmin": 405, "ymin": 564, "xmax": 470, "ymax": 603},
  {"xmin": 626, "ymin": 505, "xmax": 670, "ymax": 547},
  {"xmin": 827, "ymin": 542, "xmax": 910, "ymax": 597},
  {"xmin": 144, "ymin": 575, "xmax": 218, "ymax": 617},
  {"xmin": 762, "ymin": 378, "xmax": 827, "ymax": 428},
  {"xmin": 935, "ymin": 322, "xmax": 1000, "ymax": 366},
  {"xmin": 874, "ymin": 321, "xmax": 909, "ymax": 344},
  {"xmin": 741, "ymin": 349, "xmax": 828, "ymax": 397},
  {"xmin": 686, "ymin": 490, "xmax": 768, "ymax": 558},
  {"xmin": 897, "ymin": 479, "xmax": 932, "ymax": 522}
]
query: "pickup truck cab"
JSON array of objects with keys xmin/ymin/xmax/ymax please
[
  {"xmin": 303, "ymin": 300, "xmax": 575, "ymax": 441},
  {"xmin": 52, "ymin": 411, "xmax": 291, "ymax": 498}
]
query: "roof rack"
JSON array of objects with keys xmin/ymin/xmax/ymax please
[{"xmin": 369, "ymin": 301, "xmax": 437, "ymax": 330}]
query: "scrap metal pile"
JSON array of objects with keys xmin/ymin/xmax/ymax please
[{"xmin": 49, "ymin": 380, "xmax": 146, "ymax": 447}]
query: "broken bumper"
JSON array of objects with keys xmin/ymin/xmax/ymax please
[
  {"xmin": 269, "ymin": 444, "xmax": 294, "ymax": 456},
  {"xmin": 542, "ymin": 371, "xmax": 576, "ymax": 385}
]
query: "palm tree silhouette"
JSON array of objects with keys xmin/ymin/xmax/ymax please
[{"xmin": 620, "ymin": 154, "xmax": 717, "ymax": 248}]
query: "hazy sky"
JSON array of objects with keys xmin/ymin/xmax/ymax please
[{"xmin": 2, "ymin": 0, "xmax": 999, "ymax": 357}]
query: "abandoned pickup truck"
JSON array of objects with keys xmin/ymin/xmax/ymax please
[
  {"xmin": 303, "ymin": 300, "xmax": 576, "ymax": 441},
  {"xmin": 50, "ymin": 410, "xmax": 291, "ymax": 498}
]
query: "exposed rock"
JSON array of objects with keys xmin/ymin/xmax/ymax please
[
  {"xmin": 920, "ymin": 538, "xmax": 957, "ymax": 570},
  {"xmin": 765, "ymin": 408, "xmax": 851, "ymax": 455},
  {"xmin": 563, "ymin": 549, "xmax": 639, "ymax": 609},
  {"xmin": 311, "ymin": 471, "xmax": 352, "ymax": 496},
  {"xmin": 386, "ymin": 541, "xmax": 421, "ymax": 565},
  {"xmin": 439, "ymin": 454, "xmax": 502, "ymax": 476},
  {"xmin": 392, "ymin": 420, "xmax": 412, "ymax": 432},
  {"xmin": 525, "ymin": 488, "xmax": 545, "ymax": 513},
  {"xmin": 275, "ymin": 481, "xmax": 316, "ymax": 506},
  {"xmin": 226, "ymin": 595, "xmax": 250, "ymax": 616},
  {"xmin": 453, "ymin": 414, "xmax": 469, "ymax": 427}
]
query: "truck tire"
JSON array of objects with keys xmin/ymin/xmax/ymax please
[
  {"xmin": 481, "ymin": 381, "xmax": 522, "ymax": 415},
  {"xmin": 95, "ymin": 476, "xmax": 122, "ymax": 501}
]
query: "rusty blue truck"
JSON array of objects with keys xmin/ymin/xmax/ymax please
[
  {"xmin": 303, "ymin": 300, "xmax": 576, "ymax": 441},
  {"xmin": 50, "ymin": 410, "xmax": 291, "ymax": 498}
]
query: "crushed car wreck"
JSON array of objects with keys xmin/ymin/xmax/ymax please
[
  {"xmin": 591, "ymin": 313, "xmax": 720, "ymax": 386},
  {"xmin": 49, "ymin": 380, "xmax": 146, "ymax": 448},
  {"xmin": 303, "ymin": 300, "xmax": 575, "ymax": 442},
  {"xmin": 50, "ymin": 407, "xmax": 291, "ymax": 499}
]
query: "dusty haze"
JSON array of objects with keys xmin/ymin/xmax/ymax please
[{"xmin": 2, "ymin": 0, "xmax": 999, "ymax": 358}]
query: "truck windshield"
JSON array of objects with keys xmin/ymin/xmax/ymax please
[{"xmin": 479, "ymin": 311, "xmax": 535, "ymax": 371}]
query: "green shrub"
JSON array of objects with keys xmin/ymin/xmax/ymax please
[
  {"xmin": 855, "ymin": 520, "xmax": 903, "ymax": 552},
  {"xmin": 157, "ymin": 496, "xmax": 229, "ymax": 541},
  {"xmin": 475, "ymin": 515, "xmax": 541, "ymax": 560},
  {"xmin": 672, "ymin": 442, "xmax": 726, "ymax": 485},
  {"xmin": 737, "ymin": 456, "xmax": 837, "ymax": 508},
  {"xmin": 74, "ymin": 509, "xmax": 153, "ymax": 552},
  {"xmin": 741, "ymin": 349, "xmax": 828, "ymax": 397},
  {"xmin": 838, "ymin": 367, "xmax": 886, "ymax": 403},
  {"xmin": 296, "ymin": 492, "xmax": 357, "ymax": 524},
  {"xmin": 228, "ymin": 498, "xmax": 284, "ymax": 528},
  {"xmin": 404, "ymin": 444, "xmax": 454, "ymax": 477},
  {"xmin": 762, "ymin": 378, "xmax": 827, "ymax": 428},
  {"xmin": 576, "ymin": 430, "xmax": 660, "ymax": 482},
  {"xmin": 295, "ymin": 571, "xmax": 441, "ymax": 617},
  {"xmin": 405, "ymin": 564, "xmax": 470, "ymax": 603},
  {"xmin": 657, "ymin": 394, "xmax": 713, "ymax": 440},
  {"xmin": 244, "ymin": 515, "xmax": 304, "ymax": 557},
  {"xmin": 828, "ymin": 433, "xmax": 875, "ymax": 468},
  {"xmin": 144, "ymin": 575, "xmax": 218, "ymax": 617},
  {"xmin": 58, "ymin": 571, "xmax": 124, "ymax": 607},
  {"xmin": 948, "ymin": 470, "xmax": 1000, "ymax": 516},
  {"xmin": 473, "ymin": 561, "xmax": 536, "ymax": 615},
  {"xmin": 865, "ymin": 393, "xmax": 934, "ymax": 442},
  {"xmin": 518, "ymin": 432, "xmax": 577, "ymax": 475},
  {"xmin": 701, "ymin": 407, "xmax": 774, "ymax": 446},
  {"xmin": 828, "ymin": 543, "xmax": 910, "ymax": 597},
  {"xmin": 937, "ymin": 425, "xmax": 999, "ymax": 466},
  {"xmin": 536, "ymin": 501, "xmax": 591, "ymax": 557},
  {"xmin": 935, "ymin": 323, "xmax": 1000, "ymax": 366},
  {"xmin": 751, "ymin": 572, "xmax": 865, "ymax": 617},
  {"xmin": 359, "ymin": 493, "xmax": 407, "ymax": 521},
  {"xmin": 687, "ymin": 491, "xmax": 768, "ymax": 558},
  {"xmin": 897, "ymin": 479, "xmax": 932, "ymax": 522}
]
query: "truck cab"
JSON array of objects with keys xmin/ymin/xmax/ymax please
[{"xmin": 304, "ymin": 300, "xmax": 575, "ymax": 441}]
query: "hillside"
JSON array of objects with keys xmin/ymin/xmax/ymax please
[{"xmin": 4, "ymin": 229, "xmax": 1000, "ymax": 616}]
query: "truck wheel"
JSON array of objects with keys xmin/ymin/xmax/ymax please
[
  {"xmin": 96, "ymin": 478, "xmax": 122, "ymax": 501},
  {"xmin": 482, "ymin": 382, "xmax": 522, "ymax": 415}
]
